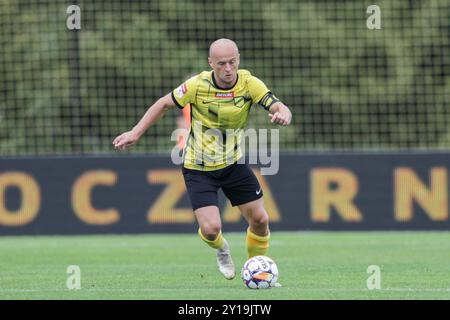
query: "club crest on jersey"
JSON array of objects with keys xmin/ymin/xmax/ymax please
[
  {"xmin": 215, "ymin": 92, "xmax": 234, "ymax": 98},
  {"xmin": 176, "ymin": 83, "xmax": 188, "ymax": 99}
]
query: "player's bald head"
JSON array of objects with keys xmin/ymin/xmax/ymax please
[
  {"xmin": 208, "ymin": 39, "xmax": 240, "ymax": 88},
  {"xmin": 209, "ymin": 38, "xmax": 239, "ymax": 58}
]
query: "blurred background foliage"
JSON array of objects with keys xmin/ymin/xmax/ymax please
[{"xmin": 0, "ymin": 0, "xmax": 449, "ymax": 155}]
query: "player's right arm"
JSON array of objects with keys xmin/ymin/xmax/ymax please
[{"xmin": 112, "ymin": 93, "xmax": 176, "ymax": 150}]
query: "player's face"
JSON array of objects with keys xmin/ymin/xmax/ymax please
[{"xmin": 209, "ymin": 51, "xmax": 240, "ymax": 88}]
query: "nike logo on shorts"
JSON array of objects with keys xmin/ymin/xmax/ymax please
[{"xmin": 256, "ymin": 188, "xmax": 262, "ymax": 195}]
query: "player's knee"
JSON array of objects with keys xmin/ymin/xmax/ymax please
[
  {"xmin": 251, "ymin": 211, "xmax": 269, "ymax": 229},
  {"xmin": 201, "ymin": 224, "xmax": 221, "ymax": 241}
]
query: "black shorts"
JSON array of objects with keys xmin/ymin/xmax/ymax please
[{"xmin": 182, "ymin": 163, "xmax": 263, "ymax": 211}]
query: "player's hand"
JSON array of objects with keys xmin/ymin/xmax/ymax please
[
  {"xmin": 112, "ymin": 130, "xmax": 139, "ymax": 151},
  {"xmin": 269, "ymin": 112, "xmax": 291, "ymax": 126}
]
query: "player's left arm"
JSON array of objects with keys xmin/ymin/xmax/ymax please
[
  {"xmin": 248, "ymin": 75, "xmax": 292, "ymax": 126},
  {"xmin": 268, "ymin": 101, "xmax": 292, "ymax": 126}
]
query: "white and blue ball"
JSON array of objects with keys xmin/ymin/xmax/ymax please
[{"xmin": 241, "ymin": 255, "xmax": 279, "ymax": 289}]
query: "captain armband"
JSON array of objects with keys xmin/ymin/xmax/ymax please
[{"xmin": 257, "ymin": 92, "xmax": 280, "ymax": 111}]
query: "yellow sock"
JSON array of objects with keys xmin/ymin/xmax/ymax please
[
  {"xmin": 198, "ymin": 228, "xmax": 224, "ymax": 250},
  {"xmin": 246, "ymin": 227, "xmax": 270, "ymax": 259}
]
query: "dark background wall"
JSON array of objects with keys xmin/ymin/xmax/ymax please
[{"xmin": 1, "ymin": 153, "xmax": 449, "ymax": 235}]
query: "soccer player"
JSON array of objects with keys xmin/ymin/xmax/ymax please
[{"xmin": 113, "ymin": 38, "xmax": 292, "ymax": 281}]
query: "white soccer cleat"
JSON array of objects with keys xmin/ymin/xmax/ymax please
[{"xmin": 216, "ymin": 239, "xmax": 236, "ymax": 280}]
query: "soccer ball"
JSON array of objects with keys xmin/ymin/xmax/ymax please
[{"xmin": 241, "ymin": 255, "xmax": 279, "ymax": 289}]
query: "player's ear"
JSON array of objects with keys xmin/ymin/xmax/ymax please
[{"xmin": 208, "ymin": 57, "xmax": 213, "ymax": 68}]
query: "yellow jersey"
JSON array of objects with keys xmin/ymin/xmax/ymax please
[{"xmin": 171, "ymin": 69, "xmax": 275, "ymax": 171}]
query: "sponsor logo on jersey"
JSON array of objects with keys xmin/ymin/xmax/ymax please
[
  {"xmin": 215, "ymin": 92, "xmax": 234, "ymax": 98},
  {"xmin": 176, "ymin": 82, "xmax": 188, "ymax": 99}
]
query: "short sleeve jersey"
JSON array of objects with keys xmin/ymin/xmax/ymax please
[{"xmin": 172, "ymin": 69, "xmax": 273, "ymax": 171}]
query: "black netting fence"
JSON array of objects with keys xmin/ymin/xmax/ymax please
[{"xmin": 1, "ymin": 0, "xmax": 449, "ymax": 155}]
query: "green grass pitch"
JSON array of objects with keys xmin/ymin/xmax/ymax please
[{"xmin": 0, "ymin": 231, "xmax": 449, "ymax": 300}]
